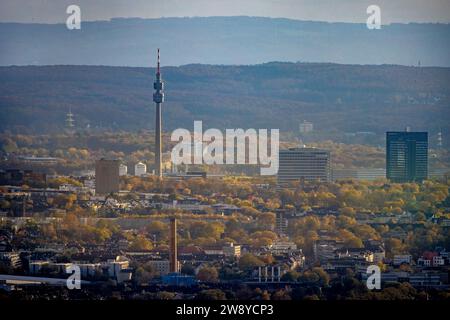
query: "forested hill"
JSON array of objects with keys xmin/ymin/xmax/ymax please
[
  {"xmin": 0, "ymin": 63, "xmax": 449, "ymax": 136},
  {"xmin": 1, "ymin": 17, "xmax": 450, "ymax": 67}
]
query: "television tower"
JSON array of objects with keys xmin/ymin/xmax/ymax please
[
  {"xmin": 66, "ymin": 108, "xmax": 75, "ymax": 134},
  {"xmin": 153, "ymin": 49, "xmax": 164, "ymax": 177},
  {"xmin": 437, "ymin": 129, "xmax": 443, "ymax": 148}
]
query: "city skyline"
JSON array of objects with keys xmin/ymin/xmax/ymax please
[{"xmin": 0, "ymin": 0, "xmax": 449, "ymax": 308}]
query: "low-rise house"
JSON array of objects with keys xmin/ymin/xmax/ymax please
[
  {"xmin": 178, "ymin": 245, "xmax": 203, "ymax": 259},
  {"xmin": 211, "ymin": 204, "xmax": 241, "ymax": 215},
  {"xmin": 146, "ymin": 259, "xmax": 180, "ymax": 275},
  {"xmin": 267, "ymin": 241, "xmax": 297, "ymax": 254},
  {"xmin": 433, "ymin": 255, "xmax": 445, "ymax": 266},
  {"xmin": 364, "ymin": 240, "xmax": 386, "ymax": 264},
  {"xmin": 409, "ymin": 273, "xmax": 444, "ymax": 288},
  {"xmin": 0, "ymin": 252, "xmax": 22, "ymax": 269},
  {"xmin": 323, "ymin": 257, "xmax": 370, "ymax": 273},
  {"xmin": 29, "ymin": 261, "xmax": 49, "ymax": 274},
  {"xmin": 223, "ymin": 243, "xmax": 241, "ymax": 258},
  {"xmin": 313, "ymin": 240, "xmax": 344, "ymax": 262},
  {"xmin": 102, "ymin": 255, "xmax": 130, "ymax": 283},
  {"xmin": 393, "ymin": 254, "xmax": 412, "ymax": 266},
  {"xmin": 335, "ymin": 248, "xmax": 374, "ymax": 263},
  {"xmin": 203, "ymin": 245, "xmax": 224, "ymax": 256}
]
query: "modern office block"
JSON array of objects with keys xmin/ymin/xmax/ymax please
[
  {"xmin": 386, "ymin": 131, "xmax": 428, "ymax": 182},
  {"xmin": 277, "ymin": 147, "xmax": 331, "ymax": 186}
]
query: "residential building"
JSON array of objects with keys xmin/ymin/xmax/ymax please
[
  {"xmin": 268, "ymin": 241, "xmax": 298, "ymax": 254},
  {"xmin": 119, "ymin": 164, "xmax": 128, "ymax": 176},
  {"xmin": 222, "ymin": 243, "xmax": 241, "ymax": 257},
  {"xmin": 95, "ymin": 158, "xmax": 120, "ymax": 195},
  {"xmin": 275, "ymin": 210, "xmax": 288, "ymax": 236},
  {"xmin": 393, "ymin": 254, "xmax": 412, "ymax": 266},
  {"xmin": 313, "ymin": 240, "xmax": 344, "ymax": 262},
  {"xmin": 0, "ymin": 252, "xmax": 22, "ymax": 269},
  {"xmin": 147, "ymin": 260, "xmax": 170, "ymax": 275},
  {"xmin": 134, "ymin": 162, "xmax": 147, "ymax": 177},
  {"xmin": 103, "ymin": 256, "xmax": 131, "ymax": 283}
]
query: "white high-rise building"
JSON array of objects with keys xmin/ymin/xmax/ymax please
[
  {"xmin": 277, "ymin": 147, "xmax": 331, "ymax": 186},
  {"xmin": 299, "ymin": 120, "xmax": 313, "ymax": 134},
  {"xmin": 119, "ymin": 164, "xmax": 128, "ymax": 176},
  {"xmin": 135, "ymin": 162, "xmax": 147, "ymax": 177}
]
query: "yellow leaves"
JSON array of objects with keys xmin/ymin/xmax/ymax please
[
  {"xmin": 189, "ymin": 221, "xmax": 224, "ymax": 240},
  {"xmin": 340, "ymin": 206, "xmax": 356, "ymax": 217},
  {"xmin": 248, "ymin": 230, "xmax": 277, "ymax": 247},
  {"xmin": 338, "ymin": 229, "xmax": 363, "ymax": 248},
  {"xmin": 258, "ymin": 212, "xmax": 276, "ymax": 226},
  {"xmin": 250, "ymin": 230, "xmax": 277, "ymax": 241},
  {"xmin": 129, "ymin": 235, "xmax": 153, "ymax": 251},
  {"xmin": 197, "ymin": 266, "xmax": 219, "ymax": 283},
  {"xmin": 238, "ymin": 253, "xmax": 265, "ymax": 270},
  {"xmin": 48, "ymin": 176, "xmax": 82, "ymax": 188}
]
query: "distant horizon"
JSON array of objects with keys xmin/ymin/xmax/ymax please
[
  {"xmin": 1, "ymin": 15, "xmax": 450, "ymax": 26},
  {"xmin": 2, "ymin": 60, "xmax": 450, "ymax": 69},
  {"xmin": 2, "ymin": 0, "xmax": 450, "ymax": 24}
]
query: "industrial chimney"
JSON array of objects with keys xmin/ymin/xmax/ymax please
[{"xmin": 169, "ymin": 217, "xmax": 178, "ymax": 273}]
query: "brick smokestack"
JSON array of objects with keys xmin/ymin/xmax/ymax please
[{"xmin": 169, "ymin": 217, "xmax": 178, "ymax": 273}]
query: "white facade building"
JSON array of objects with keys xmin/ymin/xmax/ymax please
[
  {"xmin": 393, "ymin": 254, "xmax": 412, "ymax": 266},
  {"xmin": 299, "ymin": 120, "xmax": 314, "ymax": 133},
  {"xmin": 119, "ymin": 164, "xmax": 128, "ymax": 176},
  {"xmin": 223, "ymin": 243, "xmax": 241, "ymax": 257},
  {"xmin": 134, "ymin": 162, "xmax": 147, "ymax": 177}
]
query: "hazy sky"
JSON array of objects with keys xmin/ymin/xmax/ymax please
[{"xmin": 1, "ymin": 0, "xmax": 450, "ymax": 24}]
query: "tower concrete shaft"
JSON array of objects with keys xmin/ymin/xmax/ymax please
[{"xmin": 153, "ymin": 48, "xmax": 164, "ymax": 177}]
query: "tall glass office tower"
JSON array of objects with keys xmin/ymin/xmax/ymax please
[{"xmin": 386, "ymin": 131, "xmax": 428, "ymax": 183}]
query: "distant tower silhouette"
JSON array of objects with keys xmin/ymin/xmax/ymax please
[
  {"xmin": 437, "ymin": 129, "xmax": 443, "ymax": 148},
  {"xmin": 66, "ymin": 108, "xmax": 75, "ymax": 133},
  {"xmin": 153, "ymin": 49, "xmax": 164, "ymax": 178}
]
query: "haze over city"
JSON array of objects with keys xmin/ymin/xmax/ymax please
[{"xmin": 0, "ymin": 0, "xmax": 449, "ymax": 313}]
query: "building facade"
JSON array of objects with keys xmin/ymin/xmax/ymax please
[
  {"xmin": 333, "ymin": 168, "xmax": 386, "ymax": 181},
  {"xmin": 95, "ymin": 159, "xmax": 120, "ymax": 195},
  {"xmin": 134, "ymin": 162, "xmax": 147, "ymax": 177},
  {"xmin": 277, "ymin": 147, "xmax": 331, "ymax": 186},
  {"xmin": 119, "ymin": 164, "xmax": 128, "ymax": 176},
  {"xmin": 222, "ymin": 243, "xmax": 241, "ymax": 257},
  {"xmin": 299, "ymin": 120, "xmax": 313, "ymax": 134},
  {"xmin": 386, "ymin": 131, "xmax": 428, "ymax": 182}
]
